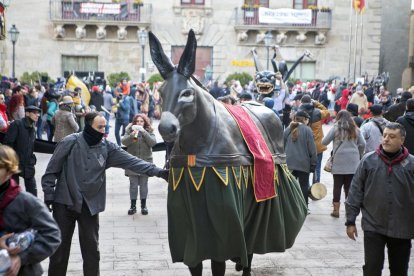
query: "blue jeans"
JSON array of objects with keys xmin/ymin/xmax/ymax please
[
  {"xmin": 115, "ymin": 119, "xmax": 128, "ymax": 146},
  {"xmin": 104, "ymin": 112, "xmax": 110, "ymax": 135},
  {"xmin": 312, "ymin": 153, "xmax": 323, "ymax": 183}
]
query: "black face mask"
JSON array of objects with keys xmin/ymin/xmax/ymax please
[{"xmin": 83, "ymin": 124, "xmax": 104, "ymax": 146}]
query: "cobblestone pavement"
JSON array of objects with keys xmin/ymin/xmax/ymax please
[{"xmin": 32, "ymin": 121, "xmax": 413, "ymax": 276}]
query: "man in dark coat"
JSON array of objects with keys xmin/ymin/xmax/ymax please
[
  {"xmin": 383, "ymin": 91, "xmax": 413, "ymax": 122},
  {"xmin": 396, "ymin": 98, "xmax": 414, "ymax": 154},
  {"xmin": 209, "ymin": 81, "xmax": 224, "ymax": 99},
  {"xmin": 3, "ymin": 105, "xmax": 41, "ymax": 196},
  {"xmin": 89, "ymin": 85, "xmax": 104, "ymax": 112}
]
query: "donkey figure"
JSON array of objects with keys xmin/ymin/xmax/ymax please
[{"xmin": 149, "ymin": 30, "xmax": 307, "ymax": 276}]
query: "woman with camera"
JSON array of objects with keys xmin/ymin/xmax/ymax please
[{"xmin": 121, "ymin": 114, "xmax": 157, "ymax": 215}]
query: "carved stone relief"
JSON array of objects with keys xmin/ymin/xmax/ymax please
[
  {"xmin": 276, "ymin": 32, "xmax": 287, "ymax": 44},
  {"xmin": 75, "ymin": 25, "xmax": 86, "ymax": 39},
  {"xmin": 54, "ymin": 25, "xmax": 65, "ymax": 39},
  {"xmin": 181, "ymin": 9, "xmax": 205, "ymax": 35},
  {"xmin": 296, "ymin": 32, "xmax": 307, "ymax": 43},
  {"xmin": 96, "ymin": 26, "xmax": 106, "ymax": 40},
  {"xmin": 237, "ymin": 31, "xmax": 248, "ymax": 42},
  {"xmin": 117, "ymin": 26, "xmax": 127, "ymax": 40},
  {"xmin": 315, "ymin": 32, "xmax": 327, "ymax": 45}
]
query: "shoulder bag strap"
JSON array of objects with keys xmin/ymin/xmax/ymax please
[
  {"xmin": 331, "ymin": 140, "xmax": 343, "ymax": 161},
  {"xmin": 371, "ymin": 119, "xmax": 384, "ymax": 135}
]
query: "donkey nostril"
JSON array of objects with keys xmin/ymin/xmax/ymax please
[{"xmin": 171, "ymin": 125, "xmax": 177, "ymax": 133}]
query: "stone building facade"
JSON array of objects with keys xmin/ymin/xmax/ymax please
[{"xmin": 0, "ymin": 0, "xmax": 385, "ymax": 85}]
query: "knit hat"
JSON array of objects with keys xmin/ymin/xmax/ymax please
[
  {"xmin": 295, "ymin": 110, "xmax": 310, "ymax": 119},
  {"xmin": 370, "ymin": 104, "xmax": 383, "ymax": 116},
  {"xmin": 346, "ymin": 103, "xmax": 359, "ymax": 116},
  {"xmin": 92, "ymin": 85, "xmax": 99, "ymax": 92}
]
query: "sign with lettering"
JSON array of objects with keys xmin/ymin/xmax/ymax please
[
  {"xmin": 231, "ymin": 60, "xmax": 255, "ymax": 67},
  {"xmin": 258, "ymin": 7, "xmax": 312, "ymax": 24},
  {"xmin": 80, "ymin": 3, "xmax": 121, "ymax": 14}
]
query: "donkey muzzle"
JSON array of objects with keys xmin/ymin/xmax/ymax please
[{"xmin": 158, "ymin": 112, "xmax": 180, "ymax": 142}]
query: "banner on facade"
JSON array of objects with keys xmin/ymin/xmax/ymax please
[
  {"xmin": 80, "ymin": 3, "xmax": 121, "ymax": 14},
  {"xmin": 258, "ymin": 7, "xmax": 312, "ymax": 24},
  {"xmin": 231, "ymin": 60, "xmax": 255, "ymax": 67}
]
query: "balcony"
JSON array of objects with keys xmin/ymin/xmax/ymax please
[
  {"xmin": 234, "ymin": 7, "xmax": 332, "ymax": 46},
  {"xmin": 49, "ymin": 0, "xmax": 151, "ymax": 40}
]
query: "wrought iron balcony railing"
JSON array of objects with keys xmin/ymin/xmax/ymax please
[
  {"xmin": 49, "ymin": 0, "xmax": 152, "ymax": 23},
  {"xmin": 235, "ymin": 7, "xmax": 332, "ymax": 29}
]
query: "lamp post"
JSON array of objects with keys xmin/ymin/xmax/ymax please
[
  {"xmin": 138, "ymin": 29, "xmax": 148, "ymax": 83},
  {"xmin": 264, "ymin": 31, "xmax": 273, "ymax": 70},
  {"xmin": 8, "ymin": 24, "xmax": 19, "ymax": 79}
]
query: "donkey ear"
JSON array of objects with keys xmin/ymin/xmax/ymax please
[
  {"xmin": 177, "ymin": 29, "xmax": 197, "ymax": 78},
  {"xmin": 149, "ymin": 31, "xmax": 175, "ymax": 79}
]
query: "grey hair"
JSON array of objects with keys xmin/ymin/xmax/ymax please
[{"xmin": 385, "ymin": 122, "xmax": 406, "ymax": 138}]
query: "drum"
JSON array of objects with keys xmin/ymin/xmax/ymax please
[{"xmin": 309, "ymin": 182, "xmax": 327, "ymax": 201}]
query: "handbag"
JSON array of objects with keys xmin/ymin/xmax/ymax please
[{"xmin": 323, "ymin": 141, "xmax": 343, "ymax": 173}]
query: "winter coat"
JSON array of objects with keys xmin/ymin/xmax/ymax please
[
  {"xmin": 283, "ymin": 123, "xmax": 317, "ymax": 173},
  {"xmin": 299, "ymin": 101, "xmax": 330, "ymax": 153},
  {"xmin": 1, "ymin": 184, "xmax": 61, "ymax": 276},
  {"xmin": 383, "ymin": 101, "xmax": 407, "ymax": 122},
  {"xmin": 349, "ymin": 93, "xmax": 368, "ymax": 112},
  {"xmin": 0, "ymin": 103, "xmax": 9, "ymax": 133},
  {"xmin": 336, "ymin": 89, "xmax": 350, "ymax": 110},
  {"xmin": 115, "ymin": 95, "xmax": 131, "ymax": 123},
  {"xmin": 41, "ymin": 133, "xmax": 162, "ymax": 215},
  {"xmin": 360, "ymin": 117, "xmax": 389, "ymax": 153},
  {"xmin": 90, "ymin": 92, "xmax": 104, "ymax": 112},
  {"xmin": 345, "ymin": 150, "xmax": 414, "ymax": 239},
  {"xmin": 121, "ymin": 124, "xmax": 157, "ymax": 176},
  {"xmin": 52, "ymin": 109, "xmax": 79, "ymax": 142},
  {"xmin": 46, "ymin": 100, "xmax": 58, "ymax": 122},
  {"xmin": 3, "ymin": 118, "xmax": 37, "ymax": 178},
  {"xmin": 322, "ymin": 125, "xmax": 366, "ymax": 175},
  {"xmin": 396, "ymin": 110, "xmax": 414, "ymax": 154}
]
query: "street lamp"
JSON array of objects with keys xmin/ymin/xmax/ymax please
[
  {"xmin": 8, "ymin": 24, "xmax": 19, "ymax": 79},
  {"xmin": 138, "ymin": 29, "xmax": 148, "ymax": 83},
  {"xmin": 264, "ymin": 31, "xmax": 273, "ymax": 70}
]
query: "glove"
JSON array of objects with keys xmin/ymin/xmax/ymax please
[
  {"xmin": 44, "ymin": 200, "xmax": 54, "ymax": 212},
  {"xmin": 310, "ymin": 165, "xmax": 316, "ymax": 173},
  {"xmin": 136, "ymin": 125, "xmax": 145, "ymax": 132},
  {"xmin": 157, "ymin": 169, "xmax": 169, "ymax": 182}
]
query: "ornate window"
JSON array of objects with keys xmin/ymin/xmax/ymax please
[
  {"xmin": 293, "ymin": 0, "xmax": 317, "ymax": 9},
  {"xmin": 286, "ymin": 61, "xmax": 315, "ymax": 81}
]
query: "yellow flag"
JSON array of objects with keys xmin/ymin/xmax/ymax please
[{"xmin": 66, "ymin": 75, "xmax": 91, "ymax": 106}]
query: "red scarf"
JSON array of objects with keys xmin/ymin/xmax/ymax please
[
  {"xmin": 375, "ymin": 145, "xmax": 409, "ymax": 175},
  {"xmin": 0, "ymin": 179, "xmax": 21, "ymax": 229}
]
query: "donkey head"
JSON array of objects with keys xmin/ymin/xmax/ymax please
[{"xmin": 149, "ymin": 30, "xmax": 198, "ymax": 142}]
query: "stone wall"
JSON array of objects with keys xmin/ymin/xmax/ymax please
[{"xmin": 2, "ymin": 0, "xmax": 387, "ymax": 84}]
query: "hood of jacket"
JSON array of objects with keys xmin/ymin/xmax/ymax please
[{"xmin": 404, "ymin": 110, "xmax": 414, "ymax": 126}]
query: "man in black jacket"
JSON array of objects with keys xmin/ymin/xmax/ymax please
[
  {"xmin": 3, "ymin": 105, "xmax": 41, "ymax": 196},
  {"xmin": 345, "ymin": 122, "xmax": 414, "ymax": 276},
  {"xmin": 396, "ymin": 98, "xmax": 414, "ymax": 154}
]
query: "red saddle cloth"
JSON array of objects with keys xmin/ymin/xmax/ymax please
[{"xmin": 224, "ymin": 104, "xmax": 276, "ymax": 201}]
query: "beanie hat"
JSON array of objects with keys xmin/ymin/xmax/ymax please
[
  {"xmin": 370, "ymin": 104, "xmax": 383, "ymax": 116},
  {"xmin": 346, "ymin": 103, "xmax": 359, "ymax": 116}
]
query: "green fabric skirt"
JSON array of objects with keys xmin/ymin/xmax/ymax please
[{"xmin": 167, "ymin": 165, "xmax": 307, "ymax": 267}]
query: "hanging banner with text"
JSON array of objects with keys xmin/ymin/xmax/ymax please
[
  {"xmin": 258, "ymin": 7, "xmax": 312, "ymax": 24},
  {"xmin": 80, "ymin": 3, "xmax": 121, "ymax": 14}
]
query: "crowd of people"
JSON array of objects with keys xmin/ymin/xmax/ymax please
[
  {"xmin": 209, "ymin": 75, "xmax": 414, "ymax": 276},
  {"xmin": 0, "ymin": 72, "xmax": 413, "ymax": 275}
]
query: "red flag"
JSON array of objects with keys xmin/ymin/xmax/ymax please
[{"xmin": 353, "ymin": 0, "xmax": 365, "ymax": 13}]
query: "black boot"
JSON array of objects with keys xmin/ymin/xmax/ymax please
[
  {"xmin": 128, "ymin": 200, "xmax": 137, "ymax": 215},
  {"xmin": 141, "ymin": 199, "xmax": 148, "ymax": 215}
]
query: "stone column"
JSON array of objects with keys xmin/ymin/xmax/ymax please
[{"xmin": 402, "ymin": 9, "xmax": 414, "ymax": 89}]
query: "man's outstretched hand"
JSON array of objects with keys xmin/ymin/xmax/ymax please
[
  {"xmin": 157, "ymin": 169, "xmax": 169, "ymax": 182},
  {"xmin": 44, "ymin": 200, "xmax": 54, "ymax": 212}
]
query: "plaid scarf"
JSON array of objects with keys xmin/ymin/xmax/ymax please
[{"xmin": 375, "ymin": 145, "xmax": 409, "ymax": 175}]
